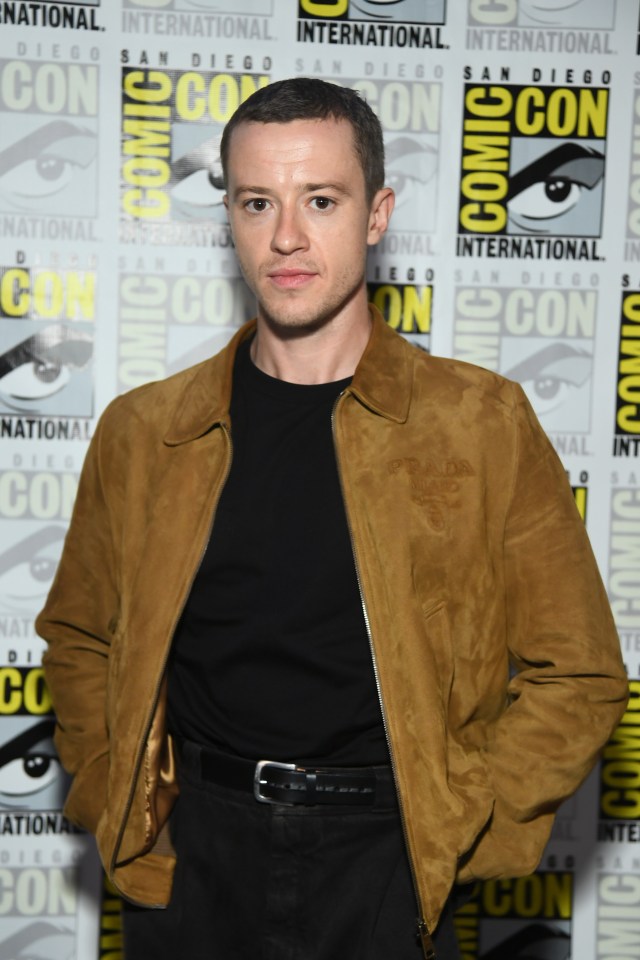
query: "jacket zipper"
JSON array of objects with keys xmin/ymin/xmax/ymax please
[
  {"xmin": 109, "ymin": 422, "xmax": 234, "ymax": 902},
  {"xmin": 331, "ymin": 392, "xmax": 436, "ymax": 960}
]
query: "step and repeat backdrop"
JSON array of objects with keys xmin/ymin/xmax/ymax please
[{"xmin": 0, "ymin": 1, "xmax": 639, "ymax": 958}]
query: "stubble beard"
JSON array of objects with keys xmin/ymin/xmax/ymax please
[
  {"xmin": 259, "ymin": 297, "xmax": 348, "ymax": 338},
  {"xmin": 251, "ymin": 268, "xmax": 366, "ymax": 340}
]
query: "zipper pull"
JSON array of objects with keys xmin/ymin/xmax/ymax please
[{"xmin": 417, "ymin": 918, "xmax": 436, "ymax": 959}]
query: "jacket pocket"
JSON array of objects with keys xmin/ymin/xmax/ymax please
[
  {"xmin": 420, "ymin": 601, "xmax": 496, "ymax": 854},
  {"xmin": 420, "ymin": 599, "xmax": 454, "ymax": 711}
]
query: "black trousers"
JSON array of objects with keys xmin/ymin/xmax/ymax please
[{"xmin": 122, "ymin": 744, "xmax": 462, "ymax": 960}]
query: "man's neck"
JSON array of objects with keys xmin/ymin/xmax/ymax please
[{"xmin": 250, "ymin": 306, "xmax": 372, "ymax": 385}]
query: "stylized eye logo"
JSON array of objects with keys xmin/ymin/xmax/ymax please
[
  {"xmin": 0, "ymin": 120, "xmax": 97, "ymax": 214},
  {"xmin": 507, "ymin": 143, "xmax": 604, "ymax": 235},
  {"xmin": 128, "ymin": 0, "xmax": 275, "ymax": 8},
  {"xmin": 352, "ymin": 0, "xmax": 405, "ymax": 15},
  {"xmin": 472, "ymin": 921, "xmax": 570, "ymax": 959},
  {"xmin": 169, "ymin": 134, "xmax": 226, "ymax": 221},
  {"xmin": 385, "ymin": 136, "xmax": 438, "ymax": 230},
  {"xmin": 518, "ymin": 0, "xmax": 612, "ymax": 28},
  {"xmin": 505, "ymin": 342, "xmax": 592, "ymax": 417},
  {"xmin": 0, "ymin": 324, "xmax": 93, "ymax": 413},
  {"xmin": 350, "ymin": 0, "xmax": 435, "ymax": 20},
  {"xmin": 0, "ymin": 720, "xmax": 63, "ymax": 808},
  {"xmin": 0, "ymin": 921, "xmax": 75, "ymax": 960},
  {"xmin": 0, "ymin": 526, "xmax": 65, "ymax": 616},
  {"xmin": 386, "ymin": 137, "xmax": 438, "ymax": 200}
]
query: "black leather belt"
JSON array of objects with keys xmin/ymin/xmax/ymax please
[{"xmin": 181, "ymin": 741, "xmax": 395, "ymax": 807}]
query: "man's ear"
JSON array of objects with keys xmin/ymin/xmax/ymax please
[{"xmin": 367, "ymin": 187, "xmax": 395, "ymax": 246}]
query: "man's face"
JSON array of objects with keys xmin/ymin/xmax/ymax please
[{"xmin": 224, "ymin": 118, "xmax": 391, "ymax": 333}]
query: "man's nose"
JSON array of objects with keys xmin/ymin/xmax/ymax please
[{"xmin": 270, "ymin": 203, "xmax": 309, "ymax": 254}]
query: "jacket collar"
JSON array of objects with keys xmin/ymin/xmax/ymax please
[
  {"xmin": 350, "ymin": 305, "xmax": 412, "ymax": 424},
  {"xmin": 164, "ymin": 305, "xmax": 412, "ymax": 445}
]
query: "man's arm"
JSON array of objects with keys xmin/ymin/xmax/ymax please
[
  {"xmin": 36, "ymin": 403, "xmax": 122, "ymax": 835},
  {"xmin": 459, "ymin": 383, "xmax": 628, "ymax": 880}
]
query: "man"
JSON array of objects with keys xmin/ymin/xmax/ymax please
[{"xmin": 37, "ymin": 78, "xmax": 627, "ymax": 960}]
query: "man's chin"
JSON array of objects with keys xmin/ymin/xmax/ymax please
[{"xmin": 259, "ymin": 307, "xmax": 334, "ymax": 338}]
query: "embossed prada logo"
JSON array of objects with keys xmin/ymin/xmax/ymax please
[{"xmin": 387, "ymin": 458, "xmax": 476, "ymax": 529}]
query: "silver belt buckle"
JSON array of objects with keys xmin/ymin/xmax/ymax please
[{"xmin": 254, "ymin": 759, "xmax": 297, "ymax": 804}]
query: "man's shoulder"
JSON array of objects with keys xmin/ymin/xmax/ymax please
[
  {"xmin": 98, "ymin": 319, "xmax": 250, "ymax": 441},
  {"xmin": 98, "ymin": 357, "xmax": 214, "ymax": 433},
  {"xmin": 410, "ymin": 345, "xmax": 518, "ymax": 410},
  {"xmin": 112, "ymin": 357, "xmax": 212, "ymax": 415}
]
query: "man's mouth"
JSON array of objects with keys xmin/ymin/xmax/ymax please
[{"xmin": 267, "ymin": 269, "xmax": 317, "ymax": 289}]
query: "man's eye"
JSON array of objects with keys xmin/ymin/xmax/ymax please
[
  {"xmin": 245, "ymin": 199, "xmax": 269, "ymax": 212},
  {"xmin": 311, "ymin": 197, "xmax": 333, "ymax": 210}
]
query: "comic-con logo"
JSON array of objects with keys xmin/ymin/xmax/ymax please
[
  {"xmin": 0, "ymin": 60, "xmax": 99, "ymax": 223},
  {"xmin": 0, "ymin": 716, "xmax": 66, "ymax": 813},
  {"xmin": 121, "ymin": 0, "xmax": 275, "ymax": 38},
  {"xmin": 626, "ymin": 90, "xmax": 640, "ymax": 259},
  {"xmin": 613, "ymin": 291, "xmax": 640, "ymax": 456},
  {"xmin": 572, "ymin": 480, "xmax": 587, "ymax": 520},
  {"xmin": 343, "ymin": 79, "xmax": 440, "ymax": 236},
  {"xmin": 454, "ymin": 873, "xmax": 572, "ymax": 959},
  {"xmin": 453, "ymin": 281, "xmax": 596, "ymax": 438},
  {"xmin": 597, "ymin": 874, "xmax": 640, "ymax": 960},
  {"xmin": 0, "ymin": 267, "xmax": 95, "ymax": 418},
  {"xmin": 457, "ymin": 80, "xmax": 608, "ymax": 261},
  {"xmin": 0, "ymin": 668, "xmax": 69, "ymax": 813},
  {"xmin": 0, "ymin": 865, "xmax": 77, "ymax": 960},
  {"xmin": 368, "ymin": 282, "xmax": 432, "ymax": 351},
  {"xmin": 0, "ymin": 524, "xmax": 64, "ymax": 623},
  {"xmin": 0, "ymin": 0, "xmax": 102, "ymax": 30},
  {"xmin": 0, "ymin": 470, "xmax": 77, "ymax": 523},
  {"xmin": 467, "ymin": 0, "xmax": 616, "ymax": 30},
  {"xmin": 117, "ymin": 268, "xmax": 254, "ymax": 391},
  {"xmin": 297, "ymin": 0, "xmax": 446, "ymax": 48},
  {"xmin": 100, "ymin": 875, "xmax": 123, "ymax": 960},
  {"xmin": 0, "ymin": 323, "xmax": 93, "ymax": 417},
  {"xmin": 598, "ymin": 680, "xmax": 640, "ymax": 843},
  {"xmin": 123, "ymin": 0, "xmax": 272, "ymax": 10},
  {"xmin": 0, "ymin": 920, "xmax": 75, "ymax": 960},
  {"xmin": 120, "ymin": 67, "xmax": 268, "ymax": 245},
  {"xmin": 608, "ymin": 486, "xmax": 640, "ymax": 631}
]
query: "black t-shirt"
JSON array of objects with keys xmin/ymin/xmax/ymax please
[{"xmin": 167, "ymin": 340, "xmax": 388, "ymax": 766}]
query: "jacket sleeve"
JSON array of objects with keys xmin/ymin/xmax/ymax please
[
  {"xmin": 36, "ymin": 401, "xmax": 123, "ymax": 835},
  {"xmin": 459, "ymin": 382, "xmax": 628, "ymax": 880}
]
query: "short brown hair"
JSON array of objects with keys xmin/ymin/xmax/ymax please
[{"xmin": 220, "ymin": 77, "xmax": 385, "ymax": 204}]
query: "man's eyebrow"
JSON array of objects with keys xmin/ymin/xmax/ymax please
[
  {"xmin": 303, "ymin": 181, "xmax": 352, "ymax": 195},
  {"xmin": 231, "ymin": 185, "xmax": 272, "ymax": 198},
  {"xmin": 232, "ymin": 181, "xmax": 352, "ymax": 198}
]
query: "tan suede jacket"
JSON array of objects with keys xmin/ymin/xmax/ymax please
[{"xmin": 37, "ymin": 309, "xmax": 627, "ymax": 941}]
